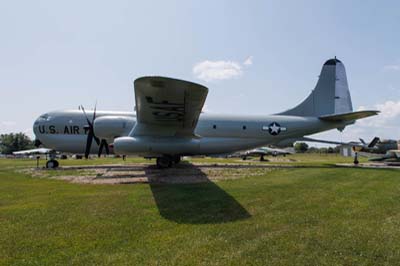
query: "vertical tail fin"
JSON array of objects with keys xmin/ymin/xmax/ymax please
[{"xmin": 278, "ymin": 58, "xmax": 353, "ymax": 117}]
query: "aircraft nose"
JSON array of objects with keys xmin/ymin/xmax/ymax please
[
  {"xmin": 33, "ymin": 113, "xmax": 48, "ymax": 136},
  {"xmin": 33, "ymin": 116, "xmax": 41, "ymax": 135}
]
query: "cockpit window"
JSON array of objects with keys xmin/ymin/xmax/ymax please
[{"xmin": 38, "ymin": 114, "xmax": 52, "ymax": 121}]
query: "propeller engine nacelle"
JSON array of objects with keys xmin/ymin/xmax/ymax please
[
  {"xmin": 93, "ymin": 116, "xmax": 136, "ymax": 139},
  {"xmin": 113, "ymin": 136, "xmax": 200, "ymax": 156}
]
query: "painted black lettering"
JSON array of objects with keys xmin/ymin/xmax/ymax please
[
  {"xmin": 146, "ymin": 96, "xmax": 183, "ymax": 106},
  {"xmin": 73, "ymin": 126, "xmax": 79, "ymax": 134},
  {"xmin": 49, "ymin": 125, "xmax": 56, "ymax": 134},
  {"xmin": 39, "ymin": 125, "xmax": 45, "ymax": 134},
  {"xmin": 64, "ymin": 126, "xmax": 70, "ymax": 134},
  {"xmin": 152, "ymin": 106, "xmax": 185, "ymax": 113},
  {"xmin": 152, "ymin": 111, "xmax": 184, "ymax": 121}
]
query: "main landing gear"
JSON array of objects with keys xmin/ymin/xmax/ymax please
[{"xmin": 156, "ymin": 155, "xmax": 181, "ymax": 168}]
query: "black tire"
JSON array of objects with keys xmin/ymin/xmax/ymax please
[
  {"xmin": 46, "ymin": 159, "xmax": 59, "ymax": 169},
  {"xmin": 156, "ymin": 157, "xmax": 172, "ymax": 168},
  {"xmin": 173, "ymin": 156, "xmax": 181, "ymax": 164}
]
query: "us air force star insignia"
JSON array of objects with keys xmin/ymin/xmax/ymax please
[{"xmin": 268, "ymin": 122, "xmax": 287, "ymax": 136}]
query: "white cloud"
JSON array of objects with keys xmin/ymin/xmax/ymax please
[
  {"xmin": 0, "ymin": 121, "xmax": 17, "ymax": 135},
  {"xmin": 193, "ymin": 56, "xmax": 253, "ymax": 82},
  {"xmin": 1, "ymin": 121, "xmax": 17, "ymax": 127},
  {"xmin": 193, "ymin": 60, "xmax": 242, "ymax": 82},
  {"xmin": 243, "ymin": 56, "xmax": 253, "ymax": 66},
  {"xmin": 24, "ymin": 128, "xmax": 34, "ymax": 138},
  {"xmin": 383, "ymin": 64, "xmax": 400, "ymax": 71}
]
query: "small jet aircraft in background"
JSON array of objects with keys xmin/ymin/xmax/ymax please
[
  {"xmin": 13, "ymin": 148, "xmax": 53, "ymax": 156},
  {"xmin": 358, "ymin": 138, "xmax": 399, "ymax": 154},
  {"xmin": 242, "ymin": 147, "xmax": 293, "ymax": 161},
  {"xmin": 369, "ymin": 150, "xmax": 400, "ymax": 162},
  {"xmin": 12, "ymin": 148, "xmax": 57, "ymax": 166},
  {"xmin": 297, "ymin": 136, "xmax": 380, "ymax": 150},
  {"xmin": 33, "ymin": 58, "xmax": 379, "ymax": 168}
]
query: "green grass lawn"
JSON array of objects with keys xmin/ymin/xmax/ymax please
[{"xmin": 1, "ymin": 155, "xmax": 400, "ymax": 265}]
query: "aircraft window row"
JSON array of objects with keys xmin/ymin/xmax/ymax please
[{"xmin": 212, "ymin": 125, "xmax": 248, "ymax": 130}]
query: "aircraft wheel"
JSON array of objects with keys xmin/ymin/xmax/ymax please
[
  {"xmin": 46, "ymin": 159, "xmax": 59, "ymax": 169},
  {"xmin": 260, "ymin": 155, "xmax": 265, "ymax": 161},
  {"xmin": 173, "ymin": 156, "xmax": 181, "ymax": 164},
  {"xmin": 242, "ymin": 156, "xmax": 247, "ymax": 160},
  {"xmin": 156, "ymin": 156, "xmax": 172, "ymax": 168}
]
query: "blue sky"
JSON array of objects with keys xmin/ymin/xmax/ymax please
[{"xmin": 1, "ymin": 0, "xmax": 400, "ymax": 142}]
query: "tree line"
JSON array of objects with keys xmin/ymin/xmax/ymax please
[
  {"xmin": 294, "ymin": 142, "xmax": 340, "ymax": 154},
  {"xmin": 0, "ymin": 133, "xmax": 34, "ymax": 154}
]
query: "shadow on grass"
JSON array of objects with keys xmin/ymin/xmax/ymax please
[{"xmin": 147, "ymin": 163, "xmax": 251, "ymax": 224}]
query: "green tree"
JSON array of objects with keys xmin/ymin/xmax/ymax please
[
  {"xmin": 294, "ymin": 142, "xmax": 309, "ymax": 153},
  {"xmin": 0, "ymin": 133, "xmax": 34, "ymax": 154}
]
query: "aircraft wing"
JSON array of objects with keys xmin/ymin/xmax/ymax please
[
  {"xmin": 391, "ymin": 150, "xmax": 400, "ymax": 158},
  {"xmin": 131, "ymin": 76, "xmax": 208, "ymax": 137},
  {"xmin": 370, "ymin": 150, "xmax": 400, "ymax": 162},
  {"xmin": 12, "ymin": 148, "xmax": 53, "ymax": 155},
  {"xmin": 246, "ymin": 149, "xmax": 270, "ymax": 156},
  {"xmin": 301, "ymin": 137, "xmax": 362, "ymax": 147}
]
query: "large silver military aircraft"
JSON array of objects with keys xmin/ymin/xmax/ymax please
[{"xmin": 33, "ymin": 58, "xmax": 378, "ymax": 168}]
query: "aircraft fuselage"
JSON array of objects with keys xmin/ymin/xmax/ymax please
[{"xmin": 33, "ymin": 110, "xmax": 347, "ymax": 156}]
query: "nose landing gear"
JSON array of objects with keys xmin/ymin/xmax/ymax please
[
  {"xmin": 45, "ymin": 152, "xmax": 59, "ymax": 168},
  {"xmin": 46, "ymin": 159, "xmax": 59, "ymax": 169}
]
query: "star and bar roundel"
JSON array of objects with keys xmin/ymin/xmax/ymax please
[{"xmin": 262, "ymin": 122, "xmax": 287, "ymax": 136}]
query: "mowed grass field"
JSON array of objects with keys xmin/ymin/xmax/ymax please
[{"xmin": 1, "ymin": 155, "xmax": 400, "ymax": 265}]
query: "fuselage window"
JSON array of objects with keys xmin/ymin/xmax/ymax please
[{"xmin": 213, "ymin": 125, "xmax": 217, "ymax": 129}]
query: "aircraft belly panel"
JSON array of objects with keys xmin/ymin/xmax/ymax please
[{"xmin": 41, "ymin": 135, "xmax": 97, "ymax": 154}]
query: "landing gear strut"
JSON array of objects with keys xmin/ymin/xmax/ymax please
[
  {"xmin": 353, "ymin": 152, "xmax": 359, "ymax": 165},
  {"xmin": 156, "ymin": 155, "xmax": 181, "ymax": 168}
]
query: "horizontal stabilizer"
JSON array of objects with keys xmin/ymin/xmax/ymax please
[{"xmin": 319, "ymin": 110, "xmax": 379, "ymax": 122}]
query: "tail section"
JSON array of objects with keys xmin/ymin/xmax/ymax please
[{"xmin": 279, "ymin": 58, "xmax": 353, "ymax": 117}]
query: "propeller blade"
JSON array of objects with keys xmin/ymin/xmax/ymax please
[
  {"xmin": 81, "ymin": 105, "xmax": 92, "ymax": 127},
  {"xmin": 104, "ymin": 140, "xmax": 110, "ymax": 155},
  {"xmin": 98, "ymin": 140, "xmax": 104, "ymax": 157},
  {"xmin": 92, "ymin": 102, "xmax": 97, "ymax": 123},
  {"xmin": 98, "ymin": 139, "xmax": 110, "ymax": 157},
  {"xmin": 81, "ymin": 103, "xmax": 102, "ymax": 157},
  {"xmin": 85, "ymin": 131, "xmax": 93, "ymax": 159}
]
